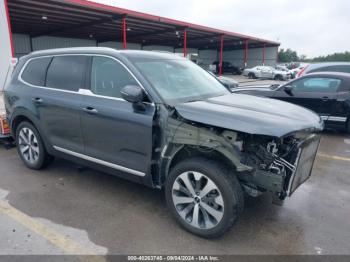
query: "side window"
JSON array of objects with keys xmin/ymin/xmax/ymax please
[
  {"xmin": 90, "ymin": 56, "xmax": 138, "ymax": 98},
  {"xmin": 46, "ymin": 56, "xmax": 88, "ymax": 91},
  {"xmin": 21, "ymin": 57, "xmax": 52, "ymax": 86},
  {"xmin": 291, "ymin": 77, "xmax": 341, "ymax": 93}
]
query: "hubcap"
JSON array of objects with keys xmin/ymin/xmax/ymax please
[
  {"xmin": 172, "ymin": 171, "xmax": 224, "ymax": 229},
  {"xmin": 18, "ymin": 127, "xmax": 40, "ymax": 164}
]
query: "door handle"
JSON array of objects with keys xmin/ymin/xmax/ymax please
[
  {"xmin": 83, "ymin": 107, "xmax": 98, "ymax": 114},
  {"xmin": 32, "ymin": 97, "xmax": 43, "ymax": 104},
  {"xmin": 321, "ymin": 96, "xmax": 329, "ymax": 101}
]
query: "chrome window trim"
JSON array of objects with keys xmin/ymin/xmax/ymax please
[
  {"xmin": 18, "ymin": 53, "xmax": 154, "ymax": 104},
  {"xmin": 53, "ymin": 146, "xmax": 146, "ymax": 177}
]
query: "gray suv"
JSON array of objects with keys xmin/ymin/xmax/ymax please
[{"xmin": 4, "ymin": 47, "xmax": 323, "ymax": 238}]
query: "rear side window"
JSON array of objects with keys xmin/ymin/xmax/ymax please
[
  {"xmin": 46, "ymin": 56, "xmax": 87, "ymax": 91},
  {"xmin": 21, "ymin": 57, "xmax": 52, "ymax": 86}
]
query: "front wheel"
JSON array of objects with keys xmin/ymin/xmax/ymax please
[{"xmin": 165, "ymin": 157, "xmax": 244, "ymax": 238}]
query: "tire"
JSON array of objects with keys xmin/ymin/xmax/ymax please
[
  {"xmin": 274, "ymin": 74, "xmax": 283, "ymax": 81},
  {"xmin": 15, "ymin": 121, "xmax": 53, "ymax": 170},
  {"xmin": 248, "ymin": 73, "xmax": 255, "ymax": 79},
  {"xmin": 165, "ymin": 157, "xmax": 244, "ymax": 238}
]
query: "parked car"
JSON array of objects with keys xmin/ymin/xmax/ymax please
[
  {"xmin": 275, "ymin": 65, "xmax": 295, "ymax": 78},
  {"xmin": 207, "ymin": 71, "xmax": 239, "ymax": 90},
  {"xmin": 232, "ymin": 72, "xmax": 350, "ymax": 133},
  {"xmin": 291, "ymin": 63, "xmax": 309, "ymax": 78},
  {"xmin": 296, "ymin": 62, "xmax": 350, "ymax": 78},
  {"xmin": 243, "ymin": 66, "xmax": 291, "ymax": 80},
  {"xmin": 5, "ymin": 48, "xmax": 322, "ymax": 238},
  {"xmin": 212, "ymin": 61, "xmax": 242, "ymax": 75}
]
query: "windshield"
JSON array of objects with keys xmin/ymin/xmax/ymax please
[{"xmin": 132, "ymin": 59, "xmax": 229, "ymax": 104}]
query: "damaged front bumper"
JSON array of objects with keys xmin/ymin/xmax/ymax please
[
  {"xmin": 241, "ymin": 133, "xmax": 321, "ymax": 200},
  {"xmin": 286, "ymin": 133, "xmax": 320, "ymax": 196}
]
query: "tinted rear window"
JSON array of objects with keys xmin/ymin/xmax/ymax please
[
  {"xmin": 21, "ymin": 57, "xmax": 52, "ymax": 86},
  {"xmin": 46, "ymin": 56, "xmax": 87, "ymax": 91}
]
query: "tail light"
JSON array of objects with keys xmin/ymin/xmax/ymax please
[
  {"xmin": 296, "ymin": 65, "xmax": 309, "ymax": 78},
  {"xmin": 0, "ymin": 114, "xmax": 10, "ymax": 135}
]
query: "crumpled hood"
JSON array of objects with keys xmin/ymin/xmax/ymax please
[{"xmin": 175, "ymin": 93, "xmax": 323, "ymax": 137}]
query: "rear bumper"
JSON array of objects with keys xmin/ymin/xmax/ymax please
[{"xmin": 287, "ymin": 134, "xmax": 320, "ymax": 196}]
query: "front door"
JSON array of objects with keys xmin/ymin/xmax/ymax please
[
  {"xmin": 273, "ymin": 77, "xmax": 341, "ymax": 118},
  {"xmin": 80, "ymin": 56, "xmax": 155, "ymax": 175}
]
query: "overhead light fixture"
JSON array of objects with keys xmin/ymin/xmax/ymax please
[
  {"xmin": 175, "ymin": 31, "xmax": 179, "ymax": 36},
  {"xmin": 127, "ymin": 28, "xmax": 131, "ymax": 31},
  {"xmin": 41, "ymin": 15, "xmax": 48, "ymax": 20},
  {"xmin": 142, "ymin": 39, "xmax": 146, "ymax": 43},
  {"xmin": 210, "ymin": 39, "xmax": 214, "ymax": 43},
  {"xmin": 89, "ymin": 34, "xmax": 93, "ymax": 38}
]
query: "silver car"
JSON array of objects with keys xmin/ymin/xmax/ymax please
[{"xmin": 243, "ymin": 66, "xmax": 291, "ymax": 80}]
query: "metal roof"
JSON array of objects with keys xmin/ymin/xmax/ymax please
[{"xmin": 7, "ymin": 0, "xmax": 280, "ymax": 51}]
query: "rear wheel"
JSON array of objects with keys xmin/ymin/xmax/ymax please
[
  {"xmin": 165, "ymin": 157, "xmax": 244, "ymax": 238},
  {"xmin": 274, "ymin": 74, "xmax": 283, "ymax": 81},
  {"xmin": 248, "ymin": 73, "xmax": 255, "ymax": 79},
  {"xmin": 16, "ymin": 121, "xmax": 53, "ymax": 170}
]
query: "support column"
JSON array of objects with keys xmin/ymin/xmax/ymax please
[
  {"xmin": 244, "ymin": 40, "xmax": 248, "ymax": 68},
  {"xmin": 219, "ymin": 35, "xmax": 224, "ymax": 76},
  {"xmin": 183, "ymin": 29, "xmax": 187, "ymax": 58},
  {"xmin": 262, "ymin": 43, "xmax": 266, "ymax": 65},
  {"xmin": 4, "ymin": 0, "xmax": 14, "ymax": 57},
  {"xmin": 122, "ymin": 16, "xmax": 127, "ymax": 49}
]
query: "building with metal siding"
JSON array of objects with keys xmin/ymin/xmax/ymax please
[{"xmin": 2, "ymin": 0, "xmax": 280, "ymax": 84}]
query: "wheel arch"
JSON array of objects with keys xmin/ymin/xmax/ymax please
[
  {"xmin": 163, "ymin": 145, "xmax": 239, "ymax": 183},
  {"xmin": 11, "ymin": 110, "xmax": 54, "ymax": 154}
]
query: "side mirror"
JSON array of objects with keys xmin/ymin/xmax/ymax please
[
  {"xmin": 121, "ymin": 85, "xmax": 144, "ymax": 103},
  {"xmin": 121, "ymin": 85, "xmax": 146, "ymax": 110},
  {"xmin": 284, "ymin": 85, "xmax": 294, "ymax": 96}
]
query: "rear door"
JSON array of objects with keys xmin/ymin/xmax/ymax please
[
  {"xmin": 273, "ymin": 77, "xmax": 341, "ymax": 118},
  {"xmin": 261, "ymin": 66, "xmax": 273, "ymax": 78},
  {"xmin": 80, "ymin": 56, "xmax": 155, "ymax": 175},
  {"xmin": 22, "ymin": 55, "xmax": 87, "ymax": 153}
]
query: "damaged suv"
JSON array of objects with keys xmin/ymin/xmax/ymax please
[{"xmin": 4, "ymin": 48, "xmax": 323, "ymax": 238}]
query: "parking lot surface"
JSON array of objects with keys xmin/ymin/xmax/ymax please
[{"xmin": 0, "ymin": 131, "xmax": 350, "ymax": 255}]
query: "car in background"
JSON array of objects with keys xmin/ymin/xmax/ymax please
[
  {"xmin": 275, "ymin": 65, "xmax": 295, "ymax": 78},
  {"xmin": 212, "ymin": 61, "xmax": 242, "ymax": 75},
  {"xmin": 217, "ymin": 75, "xmax": 239, "ymax": 89},
  {"xmin": 208, "ymin": 71, "xmax": 239, "ymax": 90},
  {"xmin": 232, "ymin": 72, "xmax": 350, "ymax": 133},
  {"xmin": 296, "ymin": 62, "xmax": 350, "ymax": 78},
  {"xmin": 242, "ymin": 66, "xmax": 291, "ymax": 80},
  {"xmin": 290, "ymin": 63, "xmax": 309, "ymax": 78}
]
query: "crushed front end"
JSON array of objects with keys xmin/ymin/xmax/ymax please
[{"xmin": 239, "ymin": 132, "xmax": 320, "ymax": 201}]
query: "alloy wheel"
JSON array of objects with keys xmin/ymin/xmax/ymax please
[
  {"xmin": 18, "ymin": 127, "xmax": 40, "ymax": 164},
  {"xmin": 172, "ymin": 171, "xmax": 224, "ymax": 230}
]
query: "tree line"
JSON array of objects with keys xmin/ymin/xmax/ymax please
[{"xmin": 278, "ymin": 48, "xmax": 350, "ymax": 63}]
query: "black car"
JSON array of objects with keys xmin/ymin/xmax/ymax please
[
  {"xmin": 5, "ymin": 47, "xmax": 322, "ymax": 238},
  {"xmin": 233, "ymin": 72, "xmax": 350, "ymax": 133},
  {"xmin": 213, "ymin": 61, "xmax": 242, "ymax": 75},
  {"xmin": 207, "ymin": 71, "xmax": 239, "ymax": 89}
]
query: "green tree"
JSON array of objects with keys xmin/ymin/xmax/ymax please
[
  {"xmin": 278, "ymin": 48, "xmax": 299, "ymax": 63},
  {"xmin": 309, "ymin": 51, "xmax": 350, "ymax": 62}
]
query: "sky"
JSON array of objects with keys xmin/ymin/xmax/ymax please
[{"xmin": 91, "ymin": 0, "xmax": 349, "ymax": 58}]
